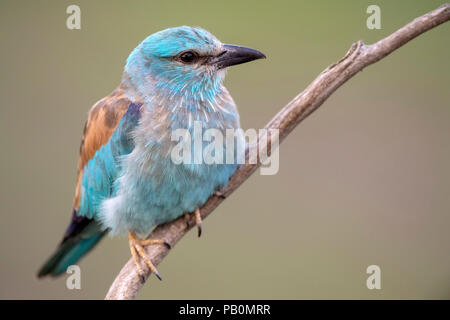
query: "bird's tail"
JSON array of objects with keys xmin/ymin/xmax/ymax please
[{"xmin": 37, "ymin": 214, "xmax": 106, "ymax": 278}]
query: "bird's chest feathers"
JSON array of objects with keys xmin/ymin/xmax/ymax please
[
  {"xmin": 118, "ymin": 93, "xmax": 239, "ymax": 225},
  {"xmin": 134, "ymin": 93, "xmax": 238, "ymax": 170}
]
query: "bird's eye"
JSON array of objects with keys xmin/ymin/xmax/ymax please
[{"xmin": 179, "ymin": 51, "xmax": 198, "ymax": 64}]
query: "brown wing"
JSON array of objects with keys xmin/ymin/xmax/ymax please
[{"xmin": 73, "ymin": 84, "xmax": 132, "ymax": 209}]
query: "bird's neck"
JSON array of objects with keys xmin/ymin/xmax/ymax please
[{"xmin": 121, "ymin": 69, "xmax": 238, "ymax": 131}]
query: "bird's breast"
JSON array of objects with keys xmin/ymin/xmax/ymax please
[{"xmin": 109, "ymin": 91, "xmax": 242, "ymax": 234}]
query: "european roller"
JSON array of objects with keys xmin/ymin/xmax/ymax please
[{"xmin": 38, "ymin": 26, "xmax": 265, "ymax": 281}]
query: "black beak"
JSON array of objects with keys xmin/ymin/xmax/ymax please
[{"xmin": 211, "ymin": 44, "xmax": 266, "ymax": 69}]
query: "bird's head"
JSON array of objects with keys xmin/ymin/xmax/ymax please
[{"xmin": 123, "ymin": 26, "xmax": 265, "ymax": 99}]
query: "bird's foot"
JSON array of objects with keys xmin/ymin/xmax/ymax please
[
  {"xmin": 184, "ymin": 207, "xmax": 202, "ymax": 237},
  {"xmin": 128, "ymin": 232, "xmax": 171, "ymax": 283}
]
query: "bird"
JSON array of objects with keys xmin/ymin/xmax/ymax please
[{"xmin": 37, "ymin": 26, "xmax": 265, "ymax": 282}]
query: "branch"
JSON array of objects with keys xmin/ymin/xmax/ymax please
[{"xmin": 106, "ymin": 4, "xmax": 450, "ymax": 299}]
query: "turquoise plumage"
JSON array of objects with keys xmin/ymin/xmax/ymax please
[{"xmin": 38, "ymin": 26, "xmax": 265, "ymax": 279}]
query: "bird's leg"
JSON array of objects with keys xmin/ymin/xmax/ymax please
[
  {"xmin": 184, "ymin": 192, "xmax": 225, "ymax": 234},
  {"xmin": 128, "ymin": 232, "xmax": 171, "ymax": 283},
  {"xmin": 184, "ymin": 208, "xmax": 203, "ymax": 237},
  {"xmin": 128, "ymin": 235, "xmax": 145, "ymax": 282},
  {"xmin": 184, "ymin": 192, "xmax": 225, "ymax": 235}
]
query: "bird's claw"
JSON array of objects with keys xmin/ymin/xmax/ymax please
[
  {"xmin": 184, "ymin": 209, "xmax": 203, "ymax": 237},
  {"xmin": 129, "ymin": 232, "xmax": 168, "ymax": 282}
]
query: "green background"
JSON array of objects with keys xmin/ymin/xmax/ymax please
[{"xmin": 1, "ymin": 0, "xmax": 449, "ymax": 299}]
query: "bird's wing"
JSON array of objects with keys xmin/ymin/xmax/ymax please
[
  {"xmin": 76, "ymin": 100, "xmax": 142, "ymax": 220},
  {"xmin": 74, "ymin": 85, "xmax": 131, "ymax": 210},
  {"xmin": 68, "ymin": 84, "xmax": 143, "ymax": 235},
  {"xmin": 65, "ymin": 84, "xmax": 144, "ymax": 237},
  {"xmin": 38, "ymin": 86, "xmax": 143, "ymax": 277}
]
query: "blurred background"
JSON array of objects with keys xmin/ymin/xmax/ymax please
[{"xmin": 1, "ymin": 0, "xmax": 449, "ymax": 299}]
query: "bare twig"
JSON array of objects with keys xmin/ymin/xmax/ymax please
[{"xmin": 106, "ymin": 4, "xmax": 450, "ymax": 299}]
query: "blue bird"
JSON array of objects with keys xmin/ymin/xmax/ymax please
[{"xmin": 38, "ymin": 26, "xmax": 265, "ymax": 281}]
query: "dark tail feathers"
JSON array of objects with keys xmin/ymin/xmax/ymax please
[{"xmin": 38, "ymin": 213, "xmax": 106, "ymax": 278}]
